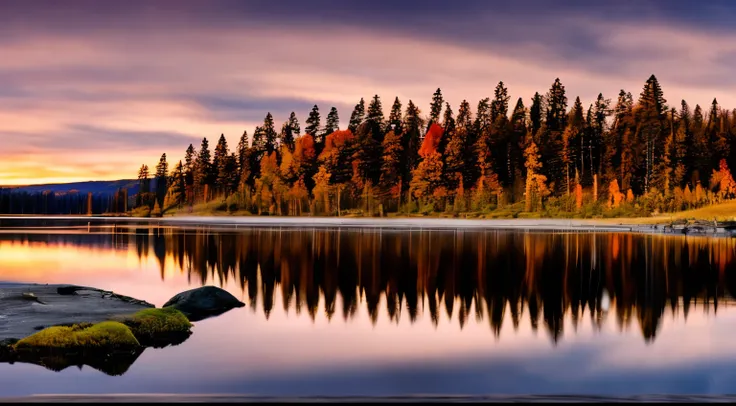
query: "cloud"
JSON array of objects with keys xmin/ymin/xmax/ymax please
[{"xmin": 1, "ymin": 1, "xmax": 736, "ymax": 184}]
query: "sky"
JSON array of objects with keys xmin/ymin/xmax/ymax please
[{"xmin": 2, "ymin": 0, "xmax": 736, "ymax": 185}]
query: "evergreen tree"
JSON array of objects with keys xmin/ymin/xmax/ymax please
[
  {"xmin": 183, "ymin": 144, "xmax": 196, "ymax": 202},
  {"xmin": 490, "ymin": 81, "xmax": 510, "ymax": 123},
  {"xmin": 402, "ymin": 100, "xmax": 424, "ymax": 191},
  {"xmin": 440, "ymin": 102, "xmax": 455, "ymax": 155},
  {"xmin": 281, "ymin": 112, "xmax": 300, "ymax": 152},
  {"xmin": 305, "ymin": 105, "xmax": 321, "ymax": 140},
  {"xmin": 366, "ymin": 94, "xmax": 385, "ymax": 142},
  {"xmin": 457, "ymin": 100, "xmax": 472, "ymax": 130},
  {"xmin": 237, "ymin": 131, "xmax": 249, "ymax": 170},
  {"xmin": 636, "ymin": 74, "xmax": 667, "ymax": 193},
  {"xmin": 378, "ymin": 130, "xmax": 404, "ymax": 203},
  {"xmin": 429, "ymin": 88, "xmax": 444, "ymax": 126},
  {"xmin": 545, "ymin": 78, "xmax": 568, "ymax": 132},
  {"xmin": 155, "ymin": 153, "xmax": 168, "ymax": 208},
  {"xmin": 387, "ymin": 97, "xmax": 403, "ymax": 134},
  {"xmin": 530, "ymin": 92, "xmax": 543, "ymax": 136},
  {"xmin": 262, "ymin": 113, "xmax": 278, "ymax": 155},
  {"xmin": 325, "ymin": 107, "xmax": 339, "ymax": 136},
  {"xmin": 213, "ymin": 134, "xmax": 231, "ymax": 195},
  {"xmin": 137, "ymin": 164, "xmax": 150, "ymax": 207},
  {"xmin": 194, "ymin": 137, "xmax": 212, "ymax": 201},
  {"xmin": 348, "ymin": 98, "xmax": 365, "ymax": 134},
  {"xmin": 169, "ymin": 160, "xmax": 186, "ymax": 207}
]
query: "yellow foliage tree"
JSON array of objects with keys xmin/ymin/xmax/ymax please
[{"xmin": 524, "ymin": 141, "xmax": 550, "ymax": 212}]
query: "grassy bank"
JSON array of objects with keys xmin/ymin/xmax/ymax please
[{"xmin": 144, "ymin": 199, "xmax": 736, "ymax": 226}]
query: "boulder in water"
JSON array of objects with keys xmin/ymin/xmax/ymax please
[{"xmin": 163, "ymin": 286, "xmax": 245, "ymax": 321}]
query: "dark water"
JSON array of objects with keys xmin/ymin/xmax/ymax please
[{"xmin": 1, "ymin": 225, "xmax": 736, "ymax": 397}]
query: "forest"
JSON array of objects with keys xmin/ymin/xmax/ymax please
[{"xmin": 5, "ymin": 74, "xmax": 736, "ymax": 218}]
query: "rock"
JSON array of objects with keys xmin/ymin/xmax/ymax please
[
  {"xmin": 112, "ymin": 307, "xmax": 193, "ymax": 348},
  {"xmin": 0, "ymin": 283, "xmax": 154, "ymax": 341},
  {"xmin": 163, "ymin": 286, "xmax": 245, "ymax": 321}
]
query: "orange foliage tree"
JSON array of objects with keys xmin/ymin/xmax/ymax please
[
  {"xmin": 410, "ymin": 124, "xmax": 445, "ymax": 204},
  {"xmin": 607, "ymin": 179, "xmax": 625, "ymax": 209},
  {"xmin": 710, "ymin": 159, "xmax": 736, "ymax": 201}
]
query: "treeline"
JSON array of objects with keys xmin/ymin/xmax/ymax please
[
  {"xmin": 0, "ymin": 189, "xmax": 129, "ymax": 215},
  {"xmin": 136, "ymin": 75, "xmax": 736, "ymax": 217}
]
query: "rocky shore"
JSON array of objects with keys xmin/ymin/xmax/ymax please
[{"xmin": 0, "ymin": 284, "xmax": 245, "ymax": 375}]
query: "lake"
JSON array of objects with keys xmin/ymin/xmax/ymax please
[{"xmin": 0, "ymin": 220, "xmax": 735, "ymax": 398}]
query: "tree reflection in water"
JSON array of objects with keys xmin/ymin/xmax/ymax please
[{"xmin": 7, "ymin": 228, "xmax": 736, "ymax": 345}]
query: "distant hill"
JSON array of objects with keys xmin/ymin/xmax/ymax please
[{"xmin": 2, "ymin": 179, "xmax": 151, "ymax": 196}]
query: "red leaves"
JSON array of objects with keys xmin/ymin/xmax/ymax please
[{"xmin": 419, "ymin": 123, "xmax": 443, "ymax": 158}]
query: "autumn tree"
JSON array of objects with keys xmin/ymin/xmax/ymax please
[
  {"xmin": 710, "ymin": 159, "xmax": 736, "ymax": 201},
  {"xmin": 411, "ymin": 123, "xmax": 445, "ymax": 204},
  {"xmin": 524, "ymin": 140, "xmax": 550, "ymax": 212}
]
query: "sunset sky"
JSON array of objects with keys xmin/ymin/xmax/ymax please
[{"xmin": 2, "ymin": 0, "xmax": 736, "ymax": 185}]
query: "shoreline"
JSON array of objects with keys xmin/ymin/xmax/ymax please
[{"xmin": 0, "ymin": 215, "xmax": 732, "ymax": 237}]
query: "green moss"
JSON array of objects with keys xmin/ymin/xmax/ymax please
[
  {"xmin": 15, "ymin": 321, "xmax": 140, "ymax": 351},
  {"xmin": 118, "ymin": 307, "xmax": 192, "ymax": 347}
]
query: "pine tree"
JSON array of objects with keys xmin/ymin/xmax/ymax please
[
  {"xmin": 378, "ymin": 130, "xmax": 404, "ymax": 203},
  {"xmin": 262, "ymin": 113, "xmax": 278, "ymax": 155},
  {"xmin": 546, "ymin": 78, "xmax": 568, "ymax": 132},
  {"xmin": 402, "ymin": 100, "xmax": 424, "ymax": 191},
  {"xmin": 490, "ymin": 81, "xmax": 510, "ymax": 123},
  {"xmin": 137, "ymin": 164, "xmax": 150, "ymax": 208},
  {"xmin": 457, "ymin": 100, "xmax": 472, "ymax": 130},
  {"xmin": 429, "ymin": 88, "xmax": 444, "ymax": 126},
  {"xmin": 213, "ymin": 134, "xmax": 230, "ymax": 195},
  {"xmin": 348, "ymin": 98, "xmax": 365, "ymax": 134},
  {"xmin": 237, "ymin": 131, "xmax": 249, "ymax": 170},
  {"xmin": 530, "ymin": 92, "xmax": 543, "ymax": 136},
  {"xmin": 169, "ymin": 160, "xmax": 186, "ymax": 207},
  {"xmin": 281, "ymin": 112, "xmax": 300, "ymax": 152},
  {"xmin": 194, "ymin": 137, "xmax": 212, "ymax": 202},
  {"xmin": 183, "ymin": 144, "xmax": 196, "ymax": 203},
  {"xmin": 305, "ymin": 105, "xmax": 321, "ymax": 140},
  {"xmin": 325, "ymin": 107, "xmax": 339, "ymax": 136},
  {"xmin": 637, "ymin": 74, "xmax": 667, "ymax": 193},
  {"xmin": 440, "ymin": 102, "xmax": 455, "ymax": 155},
  {"xmin": 387, "ymin": 97, "xmax": 403, "ymax": 134},
  {"xmin": 155, "ymin": 153, "xmax": 168, "ymax": 207},
  {"xmin": 366, "ymin": 94, "xmax": 385, "ymax": 143}
]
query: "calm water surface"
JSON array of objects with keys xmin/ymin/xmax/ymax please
[{"xmin": 0, "ymin": 225, "xmax": 735, "ymax": 397}]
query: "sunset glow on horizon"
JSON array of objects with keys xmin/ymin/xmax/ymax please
[{"xmin": 3, "ymin": 1, "xmax": 736, "ymax": 185}]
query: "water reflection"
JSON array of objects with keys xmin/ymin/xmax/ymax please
[{"xmin": 3, "ymin": 229, "xmax": 735, "ymax": 345}]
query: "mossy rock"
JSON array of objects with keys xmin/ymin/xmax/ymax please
[
  {"xmin": 14, "ymin": 321, "xmax": 140, "ymax": 352},
  {"xmin": 116, "ymin": 307, "xmax": 192, "ymax": 348}
]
